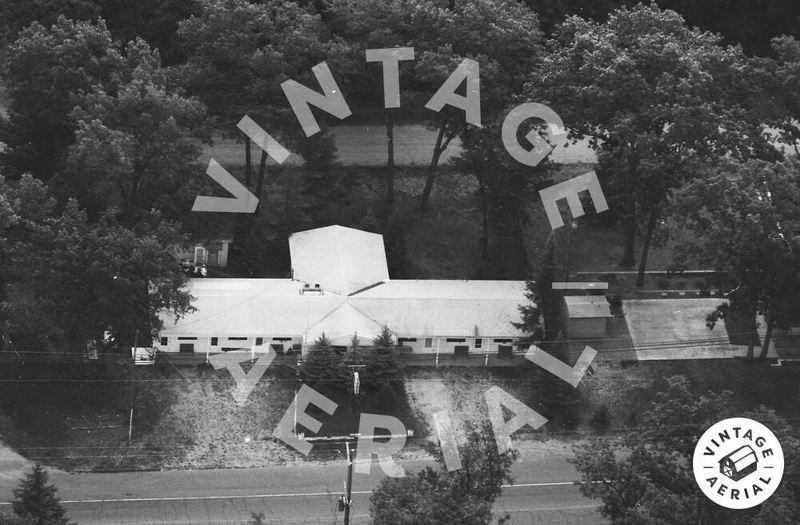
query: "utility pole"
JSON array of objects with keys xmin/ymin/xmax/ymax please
[
  {"xmin": 343, "ymin": 441, "xmax": 354, "ymax": 525},
  {"xmin": 304, "ymin": 431, "xmax": 410, "ymax": 525},
  {"xmin": 128, "ymin": 329, "xmax": 138, "ymax": 443},
  {"xmin": 304, "ymin": 434, "xmax": 358, "ymax": 524},
  {"xmin": 563, "ymin": 219, "xmax": 578, "ymax": 282}
]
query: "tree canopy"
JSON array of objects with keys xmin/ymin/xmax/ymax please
[
  {"xmin": 0, "ymin": 175, "xmax": 194, "ymax": 351},
  {"xmin": 370, "ymin": 423, "xmax": 518, "ymax": 525},
  {"xmin": 571, "ymin": 375, "xmax": 800, "ymax": 524},
  {"xmin": 177, "ymin": 0, "xmax": 351, "ymax": 173},
  {"xmin": 9, "ymin": 463, "xmax": 73, "ymax": 525},
  {"xmin": 532, "ymin": 3, "xmax": 777, "ymax": 282},
  {"xmin": 668, "ymin": 158, "xmax": 800, "ymax": 359},
  {"xmin": 0, "ymin": 16, "xmax": 125, "ymax": 179},
  {"xmin": 58, "ymin": 38, "xmax": 210, "ymax": 224}
]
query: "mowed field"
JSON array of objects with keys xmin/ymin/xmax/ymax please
[{"xmin": 201, "ymin": 123, "xmax": 598, "ymax": 167}]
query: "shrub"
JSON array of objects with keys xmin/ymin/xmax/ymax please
[
  {"xmin": 626, "ymin": 410, "xmax": 639, "ymax": 429},
  {"xmin": 590, "ymin": 405, "xmax": 611, "ymax": 433},
  {"xmin": 607, "ymin": 294, "xmax": 622, "ymax": 316},
  {"xmin": 248, "ymin": 512, "xmax": 267, "ymax": 525},
  {"xmin": 298, "ymin": 334, "xmax": 348, "ymax": 399},
  {"xmin": 361, "ymin": 347, "xmax": 405, "ymax": 410}
]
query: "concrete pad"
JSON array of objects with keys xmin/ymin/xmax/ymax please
[{"xmin": 623, "ymin": 298, "xmax": 773, "ymax": 360}]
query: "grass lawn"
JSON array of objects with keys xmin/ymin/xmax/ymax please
[
  {"xmin": 0, "ymin": 357, "xmax": 428, "ymax": 471},
  {"xmin": 200, "ymin": 158, "xmax": 693, "ymax": 284},
  {"xmin": 579, "ymin": 359, "xmax": 800, "ymax": 436},
  {"xmin": 404, "ymin": 358, "xmax": 800, "ymax": 447},
  {"xmin": 388, "ymin": 162, "xmax": 685, "ymax": 281},
  {"xmin": 0, "ymin": 86, "xmax": 7, "ymax": 118}
]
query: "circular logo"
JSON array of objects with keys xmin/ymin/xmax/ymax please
[{"xmin": 693, "ymin": 417, "xmax": 784, "ymax": 509}]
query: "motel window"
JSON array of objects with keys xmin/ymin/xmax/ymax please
[
  {"xmin": 273, "ymin": 337, "xmax": 292, "ymax": 342},
  {"xmin": 493, "ymin": 338, "xmax": 513, "ymax": 343},
  {"xmin": 178, "ymin": 337, "xmax": 197, "ymax": 340},
  {"xmin": 256, "ymin": 337, "xmax": 264, "ymax": 346},
  {"xmin": 475, "ymin": 338, "xmax": 482, "ymax": 348},
  {"xmin": 228, "ymin": 337, "xmax": 248, "ymax": 341},
  {"xmin": 159, "ymin": 337, "xmax": 168, "ymax": 346},
  {"xmin": 425, "ymin": 338, "xmax": 432, "ymax": 348},
  {"xmin": 210, "ymin": 337, "xmax": 218, "ymax": 346},
  {"xmin": 446, "ymin": 338, "xmax": 466, "ymax": 343},
  {"xmin": 398, "ymin": 338, "xmax": 417, "ymax": 344}
]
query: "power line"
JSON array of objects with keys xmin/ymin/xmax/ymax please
[{"xmin": 3, "ymin": 325, "xmax": 796, "ymax": 358}]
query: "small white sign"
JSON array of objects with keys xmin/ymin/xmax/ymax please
[{"xmin": 131, "ymin": 347, "xmax": 156, "ymax": 366}]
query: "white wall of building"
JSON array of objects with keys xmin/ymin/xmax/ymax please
[
  {"xmin": 156, "ymin": 334, "xmax": 521, "ymax": 356},
  {"xmin": 156, "ymin": 335, "xmax": 303, "ymax": 355}
]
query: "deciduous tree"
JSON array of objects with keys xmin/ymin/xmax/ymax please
[
  {"xmin": 178, "ymin": 0, "xmax": 351, "ymax": 183},
  {"xmin": 57, "ymin": 39, "xmax": 210, "ymax": 224},
  {"xmin": 323, "ymin": 0, "xmax": 419, "ymax": 207},
  {"xmin": 0, "ymin": 16, "xmax": 125, "ymax": 179},
  {"xmin": 458, "ymin": 113, "xmax": 553, "ymax": 276},
  {"xmin": 178, "ymin": 0, "xmax": 353, "ymax": 273},
  {"xmin": 370, "ymin": 423, "xmax": 518, "ymax": 525},
  {"xmin": 0, "ymin": 175, "xmax": 194, "ymax": 351},
  {"xmin": 668, "ymin": 158, "xmax": 800, "ymax": 359},
  {"xmin": 571, "ymin": 375, "xmax": 800, "ymax": 524},
  {"xmin": 416, "ymin": 0, "xmax": 544, "ymax": 211},
  {"xmin": 533, "ymin": 4, "xmax": 777, "ymax": 281}
]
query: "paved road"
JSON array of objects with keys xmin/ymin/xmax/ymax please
[{"xmin": 0, "ymin": 455, "xmax": 604, "ymax": 524}]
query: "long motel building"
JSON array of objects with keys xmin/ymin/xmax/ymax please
[{"xmin": 155, "ymin": 225, "xmax": 530, "ymax": 358}]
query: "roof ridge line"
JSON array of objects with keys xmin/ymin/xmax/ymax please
[{"xmin": 347, "ymin": 281, "xmax": 386, "ymax": 296}]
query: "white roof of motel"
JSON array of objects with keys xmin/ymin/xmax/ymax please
[
  {"xmin": 289, "ymin": 225, "xmax": 389, "ymax": 296},
  {"xmin": 160, "ymin": 226, "xmax": 530, "ymax": 344},
  {"xmin": 159, "ymin": 278, "xmax": 528, "ymax": 342},
  {"xmin": 564, "ymin": 295, "xmax": 612, "ymax": 319},
  {"xmin": 355, "ymin": 279, "xmax": 526, "ymax": 299}
]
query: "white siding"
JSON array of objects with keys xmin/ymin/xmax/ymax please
[{"xmin": 156, "ymin": 335, "xmax": 302, "ymax": 354}]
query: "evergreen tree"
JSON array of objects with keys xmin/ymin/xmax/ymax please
[
  {"xmin": 11, "ymin": 464, "xmax": 72, "ymax": 525},
  {"xmin": 372, "ymin": 325, "xmax": 395, "ymax": 348},
  {"xmin": 512, "ymin": 280, "xmax": 544, "ymax": 346},
  {"xmin": 298, "ymin": 333, "xmax": 347, "ymax": 398}
]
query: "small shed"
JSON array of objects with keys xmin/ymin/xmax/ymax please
[{"xmin": 562, "ymin": 295, "xmax": 612, "ymax": 339}]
